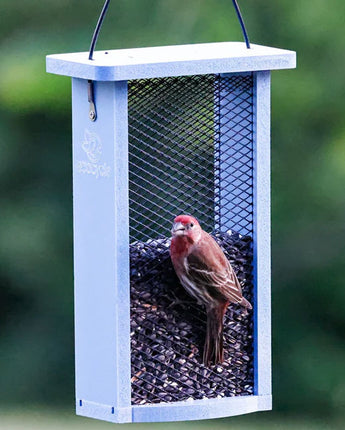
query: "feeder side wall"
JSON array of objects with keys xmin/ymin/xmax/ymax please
[
  {"xmin": 72, "ymin": 78, "xmax": 132, "ymax": 422},
  {"xmin": 253, "ymin": 71, "xmax": 272, "ymax": 398}
]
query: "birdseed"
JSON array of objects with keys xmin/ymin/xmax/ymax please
[{"xmin": 130, "ymin": 231, "xmax": 254, "ymax": 405}]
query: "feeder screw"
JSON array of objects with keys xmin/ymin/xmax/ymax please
[{"xmin": 89, "ymin": 105, "xmax": 96, "ymax": 121}]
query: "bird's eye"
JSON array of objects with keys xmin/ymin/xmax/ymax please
[{"xmin": 190, "ymin": 223, "xmax": 194, "ymax": 227}]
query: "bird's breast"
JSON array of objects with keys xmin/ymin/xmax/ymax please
[{"xmin": 170, "ymin": 236, "xmax": 192, "ymax": 258}]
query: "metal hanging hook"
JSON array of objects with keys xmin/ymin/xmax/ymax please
[
  {"xmin": 86, "ymin": 0, "xmax": 251, "ymax": 121},
  {"xmin": 88, "ymin": 80, "xmax": 97, "ymax": 121}
]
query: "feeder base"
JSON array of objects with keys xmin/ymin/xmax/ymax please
[{"xmin": 76, "ymin": 394, "xmax": 271, "ymax": 423}]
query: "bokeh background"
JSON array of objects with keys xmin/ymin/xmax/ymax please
[{"xmin": 1, "ymin": 0, "xmax": 344, "ymax": 428}]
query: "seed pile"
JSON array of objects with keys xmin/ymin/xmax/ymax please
[{"xmin": 130, "ymin": 231, "xmax": 254, "ymax": 405}]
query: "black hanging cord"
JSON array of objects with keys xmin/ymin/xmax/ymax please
[
  {"xmin": 231, "ymin": 0, "xmax": 250, "ymax": 49},
  {"xmin": 88, "ymin": 0, "xmax": 111, "ymax": 60},
  {"xmin": 88, "ymin": 0, "xmax": 250, "ymax": 60}
]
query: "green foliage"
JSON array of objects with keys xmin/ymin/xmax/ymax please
[
  {"xmin": 1, "ymin": 0, "xmax": 344, "ymax": 419},
  {"xmin": 1, "ymin": 409, "xmax": 345, "ymax": 430}
]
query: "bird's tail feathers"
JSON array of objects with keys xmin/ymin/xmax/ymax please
[{"xmin": 203, "ymin": 304, "xmax": 227, "ymax": 366}]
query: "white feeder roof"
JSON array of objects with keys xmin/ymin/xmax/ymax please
[{"xmin": 46, "ymin": 42, "xmax": 296, "ymax": 81}]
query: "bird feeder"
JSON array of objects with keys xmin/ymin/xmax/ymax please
[{"xmin": 46, "ymin": 2, "xmax": 295, "ymax": 423}]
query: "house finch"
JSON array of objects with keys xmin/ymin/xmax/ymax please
[{"xmin": 170, "ymin": 214, "xmax": 252, "ymax": 366}]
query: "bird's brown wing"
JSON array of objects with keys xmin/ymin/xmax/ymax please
[{"xmin": 186, "ymin": 233, "xmax": 244, "ymax": 304}]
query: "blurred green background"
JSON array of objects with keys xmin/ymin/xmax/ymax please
[{"xmin": 1, "ymin": 0, "xmax": 344, "ymax": 428}]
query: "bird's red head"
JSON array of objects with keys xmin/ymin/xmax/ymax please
[{"xmin": 171, "ymin": 214, "xmax": 202, "ymax": 243}]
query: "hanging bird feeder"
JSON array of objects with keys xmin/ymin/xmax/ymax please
[{"xmin": 46, "ymin": 0, "xmax": 296, "ymax": 424}]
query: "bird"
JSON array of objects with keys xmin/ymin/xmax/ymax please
[{"xmin": 169, "ymin": 214, "xmax": 252, "ymax": 366}]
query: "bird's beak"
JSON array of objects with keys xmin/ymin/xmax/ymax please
[{"xmin": 171, "ymin": 222, "xmax": 185, "ymax": 236}]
